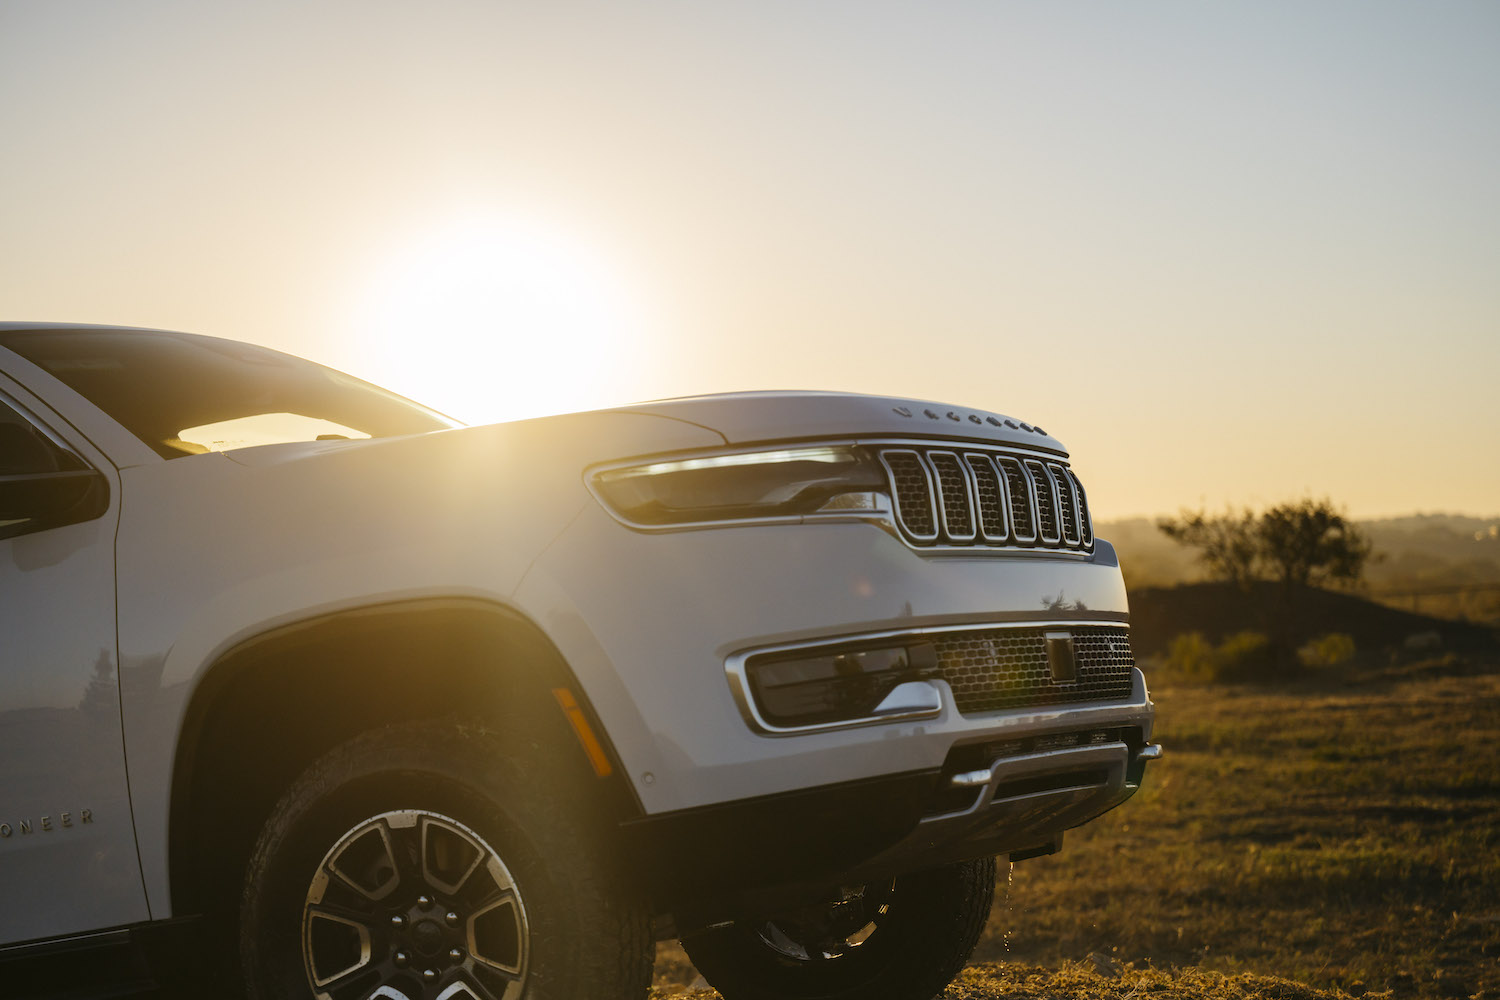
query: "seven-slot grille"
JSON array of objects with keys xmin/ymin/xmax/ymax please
[
  {"xmin": 878, "ymin": 446, "xmax": 1092, "ymax": 551},
  {"xmin": 934, "ymin": 625, "xmax": 1135, "ymax": 714}
]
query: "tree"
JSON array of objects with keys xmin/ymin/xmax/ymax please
[
  {"xmin": 1156, "ymin": 506, "xmax": 1261, "ymax": 590},
  {"xmin": 1157, "ymin": 497, "xmax": 1372, "ymax": 592},
  {"xmin": 1256, "ymin": 498, "xmax": 1371, "ymax": 590},
  {"xmin": 1158, "ymin": 498, "xmax": 1373, "ymax": 675}
]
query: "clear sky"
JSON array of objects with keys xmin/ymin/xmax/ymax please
[{"xmin": 2, "ymin": 1, "xmax": 1496, "ymax": 519}]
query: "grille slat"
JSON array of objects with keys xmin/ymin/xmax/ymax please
[
  {"xmin": 928, "ymin": 451, "xmax": 975, "ymax": 541},
  {"xmin": 1069, "ymin": 470, "xmax": 1093, "ymax": 547},
  {"xmin": 1050, "ymin": 462, "xmax": 1080, "ymax": 546},
  {"xmin": 964, "ymin": 454, "xmax": 1008, "ymax": 542},
  {"xmin": 934, "ymin": 625, "xmax": 1135, "ymax": 714},
  {"xmin": 1025, "ymin": 459, "xmax": 1060, "ymax": 543},
  {"xmin": 996, "ymin": 457, "xmax": 1037, "ymax": 543},
  {"xmin": 880, "ymin": 450, "xmax": 937, "ymax": 540}
]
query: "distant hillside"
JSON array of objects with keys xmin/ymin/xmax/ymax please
[
  {"xmin": 1361, "ymin": 513, "xmax": 1500, "ymax": 587},
  {"xmin": 1099, "ymin": 512, "xmax": 1500, "ymax": 623},
  {"xmin": 1127, "ymin": 580, "xmax": 1498, "ymax": 658}
]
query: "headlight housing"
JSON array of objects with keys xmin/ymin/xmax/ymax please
[{"xmin": 591, "ymin": 445, "xmax": 889, "ymax": 527}]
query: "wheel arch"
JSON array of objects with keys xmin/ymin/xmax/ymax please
[{"xmin": 167, "ymin": 597, "xmax": 641, "ymax": 920}]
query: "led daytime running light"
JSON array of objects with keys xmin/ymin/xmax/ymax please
[
  {"xmin": 601, "ymin": 447, "xmax": 854, "ymax": 481},
  {"xmin": 592, "ymin": 445, "xmax": 888, "ymax": 527}
]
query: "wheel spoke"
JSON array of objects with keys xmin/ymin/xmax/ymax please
[
  {"xmin": 362, "ymin": 988, "xmax": 416, "ymax": 1000},
  {"xmin": 434, "ymin": 981, "xmax": 486, "ymax": 1000},
  {"xmin": 327, "ymin": 818, "xmax": 402, "ymax": 902},
  {"xmin": 467, "ymin": 894, "xmax": 525, "ymax": 975},
  {"xmin": 306, "ymin": 900, "xmax": 382, "ymax": 927},
  {"xmin": 469, "ymin": 960, "xmax": 524, "ymax": 996},
  {"xmin": 420, "ymin": 814, "xmax": 485, "ymax": 895},
  {"xmin": 304, "ymin": 906, "xmax": 374, "ymax": 989},
  {"xmin": 760, "ymin": 921, "xmax": 814, "ymax": 961}
]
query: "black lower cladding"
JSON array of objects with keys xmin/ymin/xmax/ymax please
[
  {"xmin": 618, "ymin": 769, "xmax": 942, "ymax": 913},
  {"xmin": 617, "ymin": 767, "xmax": 1098, "ymax": 921},
  {"xmin": 620, "ymin": 729, "xmax": 1153, "ymax": 921},
  {"xmin": 0, "ymin": 917, "xmax": 216, "ymax": 1000}
]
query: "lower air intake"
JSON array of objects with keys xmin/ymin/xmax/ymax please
[{"xmin": 933, "ymin": 625, "xmax": 1135, "ymax": 714}]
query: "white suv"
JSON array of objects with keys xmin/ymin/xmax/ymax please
[{"xmin": 0, "ymin": 324, "xmax": 1157, "ymax": 1000}]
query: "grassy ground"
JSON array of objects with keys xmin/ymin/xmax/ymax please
[{"xmin": 652, "ymin": 653, "xmax": 1500, "ymax": 999}]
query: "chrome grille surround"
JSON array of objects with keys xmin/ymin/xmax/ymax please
[{"xmin": 878, "ymin": 444, "xmax": 1093, "ymax": 552}]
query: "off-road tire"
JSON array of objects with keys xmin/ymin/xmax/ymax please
[
  {"xmin": 239, "ymin": 721, "xmax": 652, "ymax": 1000},
  {"xmin": 681, "ymin": 858, "xmax": 995, "ymax": 1000}
]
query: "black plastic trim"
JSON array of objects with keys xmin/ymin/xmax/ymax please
[{"xmin": 618, "ymin": 768, "xmax": 942, "ymax": 913}]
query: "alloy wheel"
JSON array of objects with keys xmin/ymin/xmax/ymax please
[{"xmin": 301, "ymin": 809, "xmax": 528, "ymax": 1000}]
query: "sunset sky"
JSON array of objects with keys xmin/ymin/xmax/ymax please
[{"xmin": 2, "ymin": 1, "xmax": 1495, "ymax": 519}]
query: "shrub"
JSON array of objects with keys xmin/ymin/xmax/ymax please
[
  {"xmin": 1298, "ymin": 632, "xmax": 1356, "ymax": 667},
  {"xmin": 1161, "ymin": 630, "xmax": 1276, "ymax": 682},
  {"xmin": 1164, "ymin": 631, "xmax": 1217, "ymax": 682},
  {"xmin": 1216, "ymin": 630, "xmax": 1275, "ymax": 679}
]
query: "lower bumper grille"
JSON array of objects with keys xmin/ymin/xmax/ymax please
[{"xmin": 934, "ymin": 625, "xmax": 1135, "ymax": 714}]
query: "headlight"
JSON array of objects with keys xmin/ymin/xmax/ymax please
[{"xmin": 591, "ymin": 445, "xmax": 889, "ymax": 526}]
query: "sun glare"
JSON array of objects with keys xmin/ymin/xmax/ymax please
[{"xmin": 349, "ymin": 212, "xmax": 650, "ymax": 425}]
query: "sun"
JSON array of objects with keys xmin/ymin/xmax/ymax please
[{"xmin": 348, "ymin": 212, "xmax": 651, "ymax": 425}]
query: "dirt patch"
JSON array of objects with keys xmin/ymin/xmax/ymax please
[{"xmin": 651, "ymin": 960, "xmax": 1366, "ymax": 999}]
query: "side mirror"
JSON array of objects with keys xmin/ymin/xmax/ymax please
[{"xmin": 0, "ymin": 470, "xmax": 109, "ymax": 539}]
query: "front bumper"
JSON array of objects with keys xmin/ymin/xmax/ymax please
[
  {"xmin": 620, "ymin": 734, "xmax": 1162, "ymax": 920},
  {"xmin": 514, "ymin": 504, "xmax": 1146, "ymax": 816},
  {"xmin": 515, "ymin": 499, "xmax": 1157, "ymax": 915}
]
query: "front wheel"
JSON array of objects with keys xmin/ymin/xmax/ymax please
[
  {"xmin": 239, "ymin": 722, "xmax": 652, "ymax": 1000},
  {"xmin": 681, "ymin": 858, "xmax": 995, "ymax": 1000}
]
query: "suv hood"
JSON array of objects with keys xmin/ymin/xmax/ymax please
[
  {"xmin": 218, "ymin": 390, "xmax": 1069, "ymax": 472},
  {"xmin": 605, "ymin": 390, "xmax": 1069, "ymax": 456}
]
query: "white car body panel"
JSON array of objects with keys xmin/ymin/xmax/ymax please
[
  {"xmin": 108, "ymin": 415, "xmax": 723, "ymax": 915},
  {"xmin": 0, "ymin": 372, "xmax": 150, "ymax": 941}
]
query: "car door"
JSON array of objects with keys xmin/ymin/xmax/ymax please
[{"xmin": 0, "ymin": 377, "xmax": 149, "ymax": 943}]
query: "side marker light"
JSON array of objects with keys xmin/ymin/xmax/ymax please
[{"xmin": 551, "ymin": 687, "xmax": 614, "ymax": 778}]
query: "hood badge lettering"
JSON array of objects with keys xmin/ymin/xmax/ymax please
[{"xmin": 889, "ymin": 405, "xmax": 1047, "ymax": 436}]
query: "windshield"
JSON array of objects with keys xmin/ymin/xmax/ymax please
[{"xmin": 0, "ymin": 328, "xmax": 459, "ymax": 459}]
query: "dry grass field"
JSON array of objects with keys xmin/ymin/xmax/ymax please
[{"xmin": 652, "ymin": 652, "xmax": 1500, "ymax": 1000}]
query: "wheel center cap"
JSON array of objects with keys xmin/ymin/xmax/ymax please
[{"xmin": 412, "ymin": 918, "xmax": 446, "ymax": 956}]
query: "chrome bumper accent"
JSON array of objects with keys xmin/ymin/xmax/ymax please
[
  {"xmin": 950, "ymin": 767, "xmax": 993, "ymax": 789},
  {"xmin": 946, "ymin": 741, "xmax": 1161, "ymax": 792},
  {"xmin": 852, "ymin": 736, "xmax": 1162, "ymax": 873},
  {"xmin": 930, "ymin": 742, "xmax": 1132, "ymax": 822}
]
